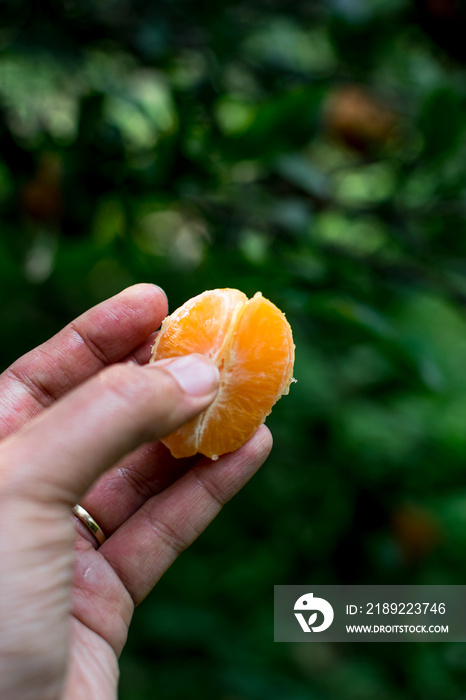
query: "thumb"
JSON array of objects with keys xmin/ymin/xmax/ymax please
[{"xmin": 0, "ymin": 355, "xmax": 219, "ymax": 505}]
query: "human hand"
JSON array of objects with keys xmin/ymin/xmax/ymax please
[{"xmin": 0, "ymin": 284, "xmax": 272, "ymax": 700}]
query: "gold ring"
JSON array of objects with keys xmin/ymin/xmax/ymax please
[{"xmin": 72, "ymin": 504, "xmax": 107, "ymax": 546}]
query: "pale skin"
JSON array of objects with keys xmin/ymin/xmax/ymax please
[{"xmin": 0, "ymin": 284, "xmax": 272, "ymax": 700}]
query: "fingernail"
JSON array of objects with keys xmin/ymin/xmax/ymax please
[{"xmin": 163, "ymin": 355, "xmax": 220, "ymax": 396}]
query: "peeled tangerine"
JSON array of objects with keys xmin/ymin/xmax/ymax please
[{"xmin": 150, "ymin": 288, "xmax": 295, "ymax": 459}]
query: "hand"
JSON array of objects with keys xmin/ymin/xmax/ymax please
[{"xmin": 0, "ymin": 284, "xmax": 272, "ymax": 700}]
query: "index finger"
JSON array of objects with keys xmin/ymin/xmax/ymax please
[{"xmin": 0, "ymin": 283, "xmax": 168, "ymax": 437}]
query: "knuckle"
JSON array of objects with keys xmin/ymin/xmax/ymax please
[
  {"xmin": 191, "ymin": 467, "xmax": 226, "ymax": 508},
  {"xmin": 142, "ymin": 505, "xmax": 190, "ymax": 556},
  {"xmin": 69, "ymin": 319, "xmax": 110, "ymax": 365},
  {"xmin": 120, "ymin": 464, "xmax": 156, "ymax": 503}
]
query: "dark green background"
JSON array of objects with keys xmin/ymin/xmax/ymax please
[{"xmin": 2, "ymin": 1, "xmax": 466, "ymax": 697}]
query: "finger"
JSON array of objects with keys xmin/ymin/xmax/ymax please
[
  {"xmin": 75, "ymin": 328, "xmax": 192, "ymax": 537},
  {"xmin": 77, "ymin": 442, "xmax": 199, "ymax": 536},
  {"xmin": 0, "ymin": 355, "xmax": 220, "ymax": 505},
  {"xmin": 123, "ymin": 332, "xmax": 159, "ymax": 366},
  {"xmin": 100, "ymin": 425, "xmax": 273, "ymax": 605},
  {"xmin": 0, "ymin": 284, "xmax": 168, "ymax": 437}
]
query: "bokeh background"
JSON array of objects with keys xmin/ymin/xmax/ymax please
[{"xmin": 2, "ymin": 0, "xmax": 466, "ymax": 697}]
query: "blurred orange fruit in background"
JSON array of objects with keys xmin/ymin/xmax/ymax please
[
  {"xmin": 151, "ymin": 288, "xmax": 295, "ymax": 459},
  {"xmin": 325, "ymin": 84, "xmax": 398, "ymax": 153}
]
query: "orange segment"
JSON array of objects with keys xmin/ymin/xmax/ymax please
[
  {"xmin": 151, "ymin": 288, "xmax": 295, "ymax": 459},
  {"xmin": 153, "ymin": 288, "xmax": 247, "ymax": 359}
]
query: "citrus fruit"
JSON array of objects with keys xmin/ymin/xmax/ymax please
[{"xmin": 150, "ymin": 288, "xmax": 295, "ymax": 459}]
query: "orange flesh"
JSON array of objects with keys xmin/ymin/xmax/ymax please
[{"xmin": 150, "ymin": 288, "xmax": 295, "ymax": 459}]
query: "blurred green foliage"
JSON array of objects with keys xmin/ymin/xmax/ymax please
[{"xmin": 3, "ymin": 0, "xmax": 466, "ymax": 698}]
